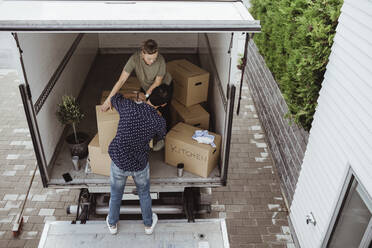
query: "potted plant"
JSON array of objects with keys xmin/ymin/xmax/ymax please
[
  {"xmin": 237, "ymin": 53, "xmax": 245, "ymax": 70},
  {"xmin": 56, "ymin": 95, "xmax": 89, "ymax": 159}
]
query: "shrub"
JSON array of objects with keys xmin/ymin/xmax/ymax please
[{"xmin": 250, "ymin": 0, "xmax": 343, "ymax": 131}]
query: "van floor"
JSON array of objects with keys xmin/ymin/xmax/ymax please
[{"xmin": 49, "ymin": 52, "xmax": 220, "ymax": 186}]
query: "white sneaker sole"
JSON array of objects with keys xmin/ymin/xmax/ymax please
[
  {"xmin": 106, "ymin": 216, "xmax": 118, "ymax": 235},
  {"xmin": 145, "ymin": 213, "xmax": 158, "ymax": 235}
]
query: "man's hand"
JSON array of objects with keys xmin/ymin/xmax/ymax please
[
  {"xmin": 145, "ymin": 89, "xmax": 153, "ymax": 98},
  {"xmin": 137, "ymin": 92, "xmax": 146, "ymax": 102},
  {"xmin": 101, "ymin": 98, "xmax": 112, "ymax": 112}
]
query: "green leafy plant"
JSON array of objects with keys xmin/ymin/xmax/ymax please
[
  {"xmin": 237, "ymin": 53, "xmax": 244, "ymax": 70},
  {"xmin": 56, "ymin": 95, "xmax": 85, "ymax": 144},
  {"xmin": 250, "ymin": 0, "xmax": 343, "ymax": 131}
]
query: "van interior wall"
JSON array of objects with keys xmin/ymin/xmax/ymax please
[
  {"xmin": 32, "ymin": 32, "xmax": 230, "ymax": 177},
  {"xmin": 18, "ymin": 33, "xmax": 78, "ymax": 103},
  {"xmin": 198, "ymin": 33, "xmax": 231, "ymax": 167},
  {"xmin": 98, "ymin": 33, "xmax": 198, "ymax": 53},
  {"xmin": 24, "ymin": 33, "xmax": 99, "ymax": 165}
]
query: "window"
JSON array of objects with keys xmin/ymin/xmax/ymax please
[{"xmin": 327, "ymin": 174, "xmax": 372, "ymax": 248}]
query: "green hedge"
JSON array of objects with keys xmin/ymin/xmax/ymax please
[{"xmin": 250, "ymin": 0, "xmax": 343, "ymax": 131}]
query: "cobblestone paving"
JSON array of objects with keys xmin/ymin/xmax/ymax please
[{"xmin": 0, "ymin": 68, "xmax": 294, "ymax": 247}]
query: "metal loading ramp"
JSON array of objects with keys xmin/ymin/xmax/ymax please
[{"xmin": 38, "ymin": 219, "xmax": 229, "ymax": 248}]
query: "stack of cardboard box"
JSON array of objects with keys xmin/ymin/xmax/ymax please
[
  {"xmin": 167, "ymin": 59, "xmax": 211, "ymax": 130},
  {"xmin": 88, "ymin": 77, "xmax": 142, "ymax": 176},
  {"xmin": 165, "ymin": 59, "xmax": 221, "ymax": 178},
  {"xmin": 87, "ymin": 61, "xmax": 221, "ymax": 179}
]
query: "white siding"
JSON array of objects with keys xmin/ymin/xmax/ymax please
[{"xmin": 289, "ymin": 0, "xmax": 372, "ymax": 246}]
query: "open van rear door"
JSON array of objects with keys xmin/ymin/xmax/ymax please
[
  {"xmin": 0, "ymin": 0, "xmax": 260, "ymax": 32},
  {"xmin": 0, "ymin": 1, "xmax": 260, "ymax": 188}
]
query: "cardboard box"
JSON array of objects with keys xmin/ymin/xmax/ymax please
[
  {"xmin": 165, "ymin": 122, "xmax": 221, "ymax": 178},
  {"xmin": 96, "ymin": 105, "xmax": 153, "ymax": 153},
  {"xmin": 123, "ymin": 76, "xmax": 142, "ymax": 91},
  {"xmin": 100, "ymin": 77, "xmax": 142, "ymax": 104},
  {"xmin": 167, "ymin": 59, "xmax": 209, "ymax": 107},
  {"xmin": 100, "ymin": 90, "xmax": 140, "ymax": 105},
  {"xmin": 88, "ymin": 134, "xmax": 111, "ymax": 176},
  {"xmin": 88, "ymin": 134, "xmax": 134, "ymax": 180},
  {"xmin": 170, "ymin": 99, "xmax": 210, "ymax": 130},
  {"xmin": 96, "ymin": 105, "xmax": 119, "ymax": 153}
]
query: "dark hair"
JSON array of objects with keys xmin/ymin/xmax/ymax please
[
  {"xmin": 149, "ymin": 84, "xmax": 171, "ymax": 107},
  {"xmin": 142, "ymin": 39, "xmax": 158, "ymax": 55}
]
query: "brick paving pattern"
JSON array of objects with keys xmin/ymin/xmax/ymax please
[
  {"xmin": 0, "ymin": 68, "xmax": 294, "ymax": 247},
  {"xmin": 205, "ymin": 84, "xmax": 295, "ymax": 247},
  {"xmin": 0, "ymin": 70, "xmax": 80, "ymax": 248}
]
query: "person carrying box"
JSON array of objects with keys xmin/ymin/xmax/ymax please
[
  {"xmin": 101, "ymin": 39, "xmax": 173, "ymax": 151},
  {"xmin": 106, "ymin": 84, "xmax": 172, "ymax": 235}
]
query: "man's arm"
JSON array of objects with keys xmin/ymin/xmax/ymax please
[
  {"xmin": 101, "ymin": 69, "xmax": 130, "ymax": 112},
  {"xmin": 146, "ymin": 55, "xmax": 167, "ymax": 96},
  {"xmin": 110, "ymin": 92, "xmax": 132, "ymax": 113},
  {"xmin": 145, "ymin": 75, "xmax": 163, "ymax": 96}
]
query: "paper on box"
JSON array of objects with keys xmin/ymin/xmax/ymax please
[{"xmin": 165, "ymin": 122, "xmax": 221, "ymax": 178}]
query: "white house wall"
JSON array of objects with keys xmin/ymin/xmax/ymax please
[{"xmin": 289, "ymin": 0, "xmax": 372, "ymax": 246}]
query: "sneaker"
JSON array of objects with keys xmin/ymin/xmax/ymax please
[
  {"xmin": 152, "ymin": 139, "xmax": 165, "ymax": 152},
  {"xmin": 106, "ymin": 215, "xmax": 117, "ymax": 235},
  {"xmin": 144, "ymin": 213, "xmax": 158, "ymax": 235}
]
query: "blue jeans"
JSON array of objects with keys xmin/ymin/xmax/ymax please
[{"xmin": 108, "ymin": 161, "xmax": 153, "ymax": 227}]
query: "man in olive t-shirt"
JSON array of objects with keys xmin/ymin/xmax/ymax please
[
  {"xmin": 124, "ymin": 50, "xmax": 172, "ymax": 92},
  {"xmin": 101, "ymin": 39, "xmax": 172, "ymax": 112},
  {"xmin": 101, "ymin": 39, "xmax": 172, "ymax": 151}
]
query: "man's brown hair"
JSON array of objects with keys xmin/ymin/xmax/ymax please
[{"xmin": 142, "ymin": 39, "xmax": 158, "ymax": 55}]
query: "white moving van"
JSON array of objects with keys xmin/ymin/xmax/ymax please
[{"xmin": 0, "ymin": 1, "xmax": 260, "ymax": 246}]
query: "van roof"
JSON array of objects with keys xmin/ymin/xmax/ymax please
[{"xmin": 0, "ymin": 0, "xmax": 260, "ymax": 32}]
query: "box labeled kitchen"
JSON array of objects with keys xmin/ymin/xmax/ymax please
[{"xmin": 165, "ymin": 122, "xmax": 221, "ymax": 178}]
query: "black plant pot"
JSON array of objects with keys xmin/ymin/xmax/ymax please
[{"xmin": 66, "ymin": 132, "xmax": 89, "ymax": 159}]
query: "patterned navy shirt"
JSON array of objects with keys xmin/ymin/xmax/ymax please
[{"xmin": 108, "ymin": 93, "xmax": 166, "ymax": 171}]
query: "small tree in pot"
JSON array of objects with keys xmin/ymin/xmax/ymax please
[
  {"xmin": 56, "ymin": 95, "xmax": 89, "ymax": 158},
  {"xmin": 237, "ymin": 53, "xmax": 245, "ymax": 70}
]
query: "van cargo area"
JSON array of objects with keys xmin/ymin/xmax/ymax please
[
  {"xmin": 51, "ymin": 50, "xmax": 220, "ymax": 188},
  {"xmin": 15, "ymin": 33, "xmax": 244, "ymax": 192}
]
